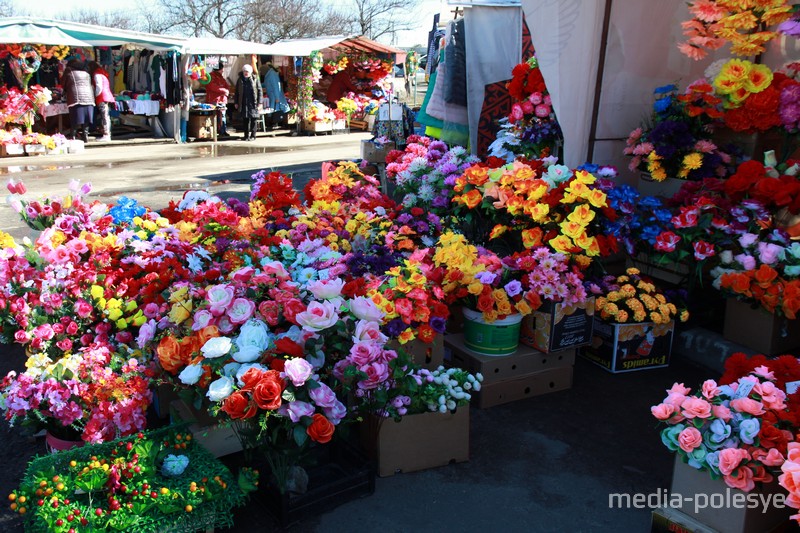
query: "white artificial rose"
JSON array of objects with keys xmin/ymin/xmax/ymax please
[
  {"xmin": 236, "ymin": 319, "xmax": 271, "ymax": 352},
  {"xmin": 206, "ymin": 376, "xmax": 234, "ymax": 402},
  {"xmin": 222, "ymin": 362, "xmax": 242, "ymax": 378},
  {"xmin": 233, "ymin": 344, "xmax": 263, "ymax": 363},
  {"xmin": 201, "ymin": 336, "xmax": 232, "ymax": 359},
  {"xmin": 178, "ymin": 364, "xmax": 204, "ymax": 385}
]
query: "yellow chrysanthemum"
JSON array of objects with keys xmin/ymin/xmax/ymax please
[{"xmin": 682, "ymin": 152, "xmax": 703, "ymax": 171}]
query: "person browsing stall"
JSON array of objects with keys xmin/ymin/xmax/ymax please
[
  {"xmin": 62, "ymin": 59, "xmax": 95, "ymax": 143},
  {"xmin": 205, "ymin": 60, "xmax": 231, "ymax": 137},
  {"xmin": 326, "ymin": 64, "xmax": 359, "ymax": 104},
  {"xmin": 88, "ymin": 62, "xmax": 115, "ymax": 142},
  {"xmin": 234, "ymin": 64, "xmax": 262, "ymax": 141}
]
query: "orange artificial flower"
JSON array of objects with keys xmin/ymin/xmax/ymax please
[
  {"xmin": 157, "ymin": 336, "xmax": 191, "ymax": 375},
  {"xmin": 754, "ymin": 264, "xmax": 778, "ymax": 288}
]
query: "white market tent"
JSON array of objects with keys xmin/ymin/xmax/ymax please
[
  {"xmin": 258, "ymin": 35, "xmax": 352, "ymax": 57},
  {"xmin": 0, "ymin": 20, "xmax": 93, "ymax": 47},
  {"xmin": 0, "ymin": 17, "xmax": 185, "ymax": 51},
  {"xmin": 183, "ymin": 36, "xmax": 280, "ymax": 56},
  {"xmin": 450, "ymin": 0, "xmax": 800, "ymax": 178}
]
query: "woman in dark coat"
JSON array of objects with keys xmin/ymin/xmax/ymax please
[{"xmin": 234, "ymin": 64, "xmax": 263, "ymax": 141}]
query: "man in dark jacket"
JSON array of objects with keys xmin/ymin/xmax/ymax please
[{"xmin": 234, "ymin": 64, "xmax": 262, "ymax": 141}]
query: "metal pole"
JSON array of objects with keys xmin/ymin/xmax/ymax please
[{"xmin": 586, "ymin": 0, "xmax": 614, "ymax": 163}]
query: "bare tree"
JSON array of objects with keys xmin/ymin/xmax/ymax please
[
  {"xmin": 152, "ymin": 0, "xmax": 249, "ymax": 38},
  {"xmin": 54, "ymin": 8, "xmax": 140, "ymax": 30},
  {"xmin": 248, "ymin": 0, "xmax": 351, "ymax": 43},
  {"xmin": 349, "ymin": 0, "xmax": 421, "ymax": 42}
]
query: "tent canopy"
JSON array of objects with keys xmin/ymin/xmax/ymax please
[
  {"xmin": 182, "ymin": 36, "xmax": 279, "ymax": 56},
  {"xmin": 260, "ymin": 34, "xmax": 403, "ymax": 58},
  {"xmin": 0, "ymin": 17, "xmax": 184, "ymax": 51},
  {"xmin": 0, "ymin": 20, "xmax": 93, "ymax": 47}
]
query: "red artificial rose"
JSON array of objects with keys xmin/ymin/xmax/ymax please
[
  {"xmin": 476, "ymin": 292, "xmax": 495, "ymax": 313},
  {"xmin": 221, "ymin": 391, "xmax": 257, "ymax": 419},
  {"xmin": 724, "ymin": 106, "xmax": 753, "ymax": 132},
  {"xmin": 283, "ymin": 298, "xmax": 306, "ymax": 325},
  {"xmin": 258, "ymin": 300, "xmax": 281, "ymax": 327},
  {"xmin": 274, "ymin": 337, "xmax": 305, "ymax": 359},
  {"xmin": 759, "ymin": 421, "xmax": 791, "ymax": 452},
  {"xmin": 744, "ymin": 87, "xmax": 782, "ymax": 131},
  {"xmin": 239, "ymin": 367, "xmax": 265, "ymax": 392},
  {"xmin": 306, "ymin": 413, "xmax": 335, "ymax": 444},
  {"xmin": 692, "ymin": 240, "xmax": 716, "ymax": 261},
  {"xmin": 252, "ymin": 371, "xmax": 284, "ymax": 410}
]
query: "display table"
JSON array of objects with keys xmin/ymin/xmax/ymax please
[
  {"xmin": 188, "ymin": 108, "xmax": 218, "ymax": 142},
  {"xmin": 41, "ymin": 103, "xmax": 70, "ymax": 133}
]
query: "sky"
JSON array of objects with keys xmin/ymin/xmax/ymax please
[{"xmin": 16, "ymin": 0, "xmax": 448, "ymax": 48}]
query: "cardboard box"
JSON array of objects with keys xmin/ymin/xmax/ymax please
[
  {"xmin": 170, "ymin": 399, "xmax": 242, "ymax": 458},
  {"xmin": 474, "ymin": 366, "xmax": 573, "ymax": 409},
  {"xmin": 303, "ymin": 119, "xmax": 332, "ymax": 132},
  {"xmin": 332, "ymin": 119, "xmax": 346, "ymax": 130},
  {"xmin": 650, "ymin": 507, "xmax": 718, "ymax": 533},
  {"xmin": 668, "ymin": 457, "xmax": 792, "ymax": 533},
  {"xmin": 389, "ymin": 335, "xmax": 444, "ymax": 370},
  {"xmin": 444, "ymin": 333, "xmax": 574, "ymax": 384},
  {"xmin": 1, "ymin": 144, "xmax": 24, "ymax": 157},
  {"xmin": 360, "ymin": 139, "xmax": 396, "ymax": 163},
  {"xmin": 580, "ymin": 318, "xmax": 674, "ymax": 373},
  {"xmin": 24, "ymin": 144, "xmax": 46, "ymax": 155},
  {"xmin": 362, "ymin": 408, "xmax": 469, "ymax": 477},
  {"xmin": 520, "ymin": 298, "xmax": 595, "ymax": 353},
  {"xmin": 723, "ymin": 298, "xmax": 800, "ymax": 356}
]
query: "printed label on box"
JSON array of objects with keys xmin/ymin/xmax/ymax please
[
  {"xmin": 521, "ymin": 299, "xmax": 594, "ymax": 353},
  {"xmin": 581, "ymin": 318, "xmax": 673, "ymax": 373}
]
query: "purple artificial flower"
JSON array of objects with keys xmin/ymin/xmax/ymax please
[
  {"xmin": 504, "ymin": 280, "xmax": 523, "ymax": 298},
  {"xmin": 430, "ymin": 316, "xmax": 447, "ymax": 334},
  {"xmin": 475, "ymin": 271, "xmax": 497, "ymax": 285}
]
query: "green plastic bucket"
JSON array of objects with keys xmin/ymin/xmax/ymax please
[{"xmin": 462, "ymin": 308, "xmax": 522, "ymax": 356}]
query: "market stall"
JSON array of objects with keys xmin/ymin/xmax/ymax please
[
  {"xmin": 0, "ymin": 17, "xmax": 185, "ymax": 147},
  {"xmin": 260, "ymin": 35, "xmax": 404, "ymax": 135}
]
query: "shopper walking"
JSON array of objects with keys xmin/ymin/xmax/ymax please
[
  {"xmin": 234, "ymin": 64, "xmax": 262, "ymax": 141},
  {"xmin": 88, "ymin": 62, "xmax": 115, "ymax": 142},
  {"xmin": 62, "ymin": 59, "xmax": 95, "ymax": 143},
  {"xmin": 205, "ymin": 60, "xmax": 231, "ymax": 136},
  {"xmin": 262, "ymin": 63, "xmax": 289, "ymax": 130}
]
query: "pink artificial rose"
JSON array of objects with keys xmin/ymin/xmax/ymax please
[
  {"xmin": 358, "ymin": 361, "xmax": 389, "ymax": 390},
  {"xmin": 74, "ymin": 299, "xmax": 93, "ymax": 319},
  {"xmin": 718, "ymin": 448, "xmax": 750, "ymax": 476},
  {"xmin": 652, "ymin": 403, "xmax": 677, "ymax": 421},
  {"xmin": 307, "ymin": 278, "xmax": 345, "ymax": 300},
  {"xmin": 510, "ymin": 103, "xmax": 524, "ymax": 122},
  {"xmin": 730, "ymin": 397, "xmax": 766, "ymax": 416},
  {"xmin": 535, "ymin": 104, "xmax": 551, "ymax": 118},
  {"xmin": 712, "ymin": 404, "xmax": 733, "ymax": 421},
  {"xmin": 754, "ymin": 381, "xmax": 786, "ymax": 410},
  {"xmin": 65, "ymin": 321, "xmax": 78, "ymax": 335},
  {"xmin": 668, "ymin": 383, "xmax": 691, "ymax": 396},
  {"xmin": 348, "ymin": 341, "xmax": 382, "ymax": 367},
  {"xmin": 352, "ymin": 320, "xmax": 388, "ymax": 345},
  {"xmin": 529, "ymin": 92, "xmax": 543, "ymax": 105},
  {"xmin": 757, "ymin": 242, "xmax": 783, "ymax": 265},
  {"xmin": 701, "ymin": 379, "xmax": 720, "ymax": 400},
  {"xmin": 521, "ymin": 100, "xmax": 534, "ymax": 114},
  {"xmin": 206, "ymin": 284, "xmax": 236, "ymax": 316},
  {"xmin": 227, "ymin": 298, "xmax": 256, "ymax": 325},
  {"xmin": 232, "ymin": 266, "xmax": 255, "ymax": 283},
  {"xmin": 752, "ymin": 365, "xmax": 776, "ymax": 380},
  {"xmin": 724, "ymin": 466, "xmax": 755, "ymax": 492},
  {"xmin": 681, "ymin": 397, "xmax": 712, "ymax": 419},
  {"xmin": 296, "ymin": 300, "xmax": 339, "ymax": 332},
  {"xmin": 191, "ymin": 310, "xmax": 214, "ymax": 331},
  {"xmin": 678, "ymin": 426, "xmax": 703, "ymax": 452},
  {"xmin": 664, "ymin": 392, "xmax": 686, "ymax": 409},
  {"xmin": 761, "ymin": 448, "xmax": 785, "ymax": 467},
  {"xmin": 734, "ymin": 254, "xmax": 756, "ymax": 271},
  {"xmin": 56, "ymin": 338, "xmax": 73, "ymax": 352}
]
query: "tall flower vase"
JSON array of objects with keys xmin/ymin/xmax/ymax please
[
  {"xmin": 461, "ymin": 308, "xmax": 522, "ymax": 356},
  {"xmin": 45, "ymin": 431, "xmax": 84, "ymax": 454}
]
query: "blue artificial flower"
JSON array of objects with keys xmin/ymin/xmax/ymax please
[
  {"xmin": 653, "ymin": 96, "xmax": 672, "ymax": 114},
  {"xmin": 162, "ymin": 454, "xmax": 189, "ymax": 477},
  {"xmin": 654, "ymin": 84, "xmax": 677, "ymax": 95}
]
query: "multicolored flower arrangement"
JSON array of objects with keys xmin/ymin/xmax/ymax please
[
  {"xmin": 323, "ymin": 55, "xmax": 348, "ymax": 75},
  {"xmin": 653, "ymin": 360, "xmax": 797, "ymax": 493},
  {"xmin": 451, "ymin": 158, "xmax": 612, "ymax": 261},
  {"xmin": 0, "ymin": 343, "xmax": 153, "ymax": 443},
  {"xmin": 624, "ymin": 83, "xmax": 731, "ymax": 182},
  {"xmin": 589, "ymin": 268, "xmax": 689, "ymax": 324},
  {"xmin": 678, "ymin": 0, "xmax": 795, "ymax": 60},
  {"xmin": 385, "ymin": 135, "xmax": 479, "ymax": 213},
  {"xmin": 489, "ymin": 56, "xmax": 562, "ymax": 161}
]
